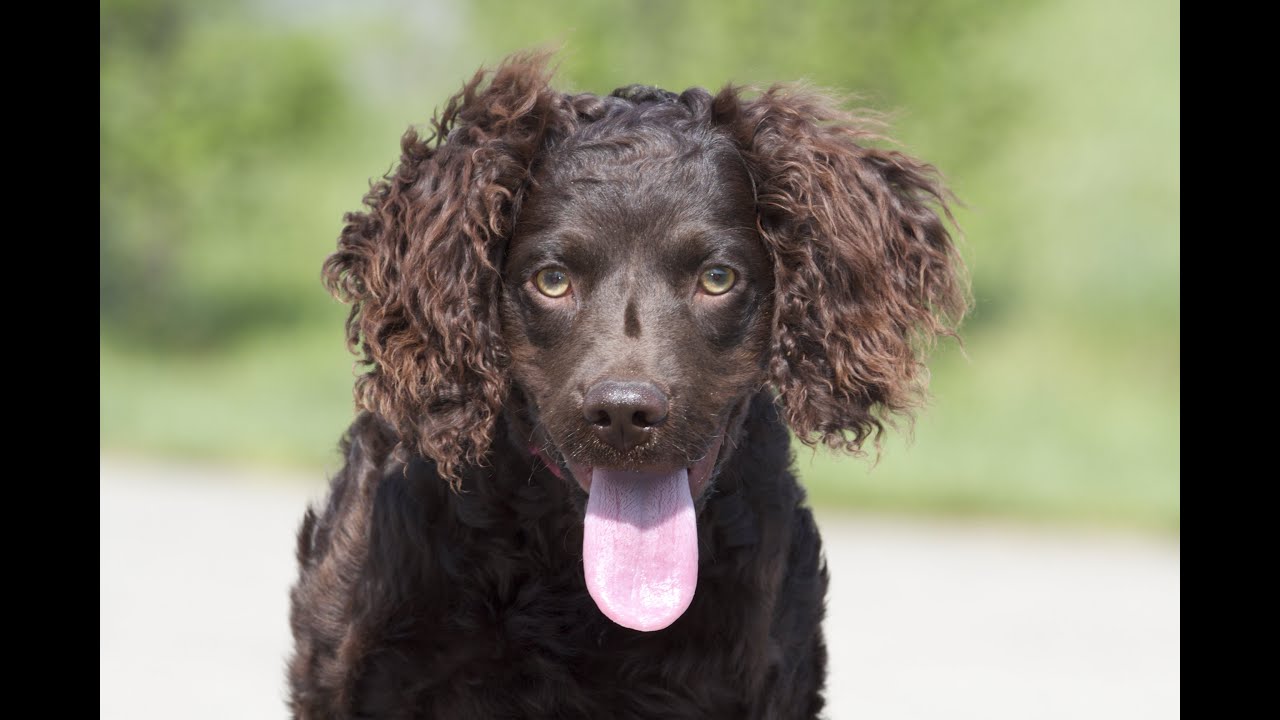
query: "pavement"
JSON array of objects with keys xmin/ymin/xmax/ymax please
[{"xmin": 100, "ymin": 457, "xmax": 1179, "ymax": 719}]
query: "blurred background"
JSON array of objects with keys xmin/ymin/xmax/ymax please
[{"xmin": 100, "ymin": 0, "xmax": 1179, "ymax": 717}]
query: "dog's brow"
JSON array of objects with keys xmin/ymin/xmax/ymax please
[
  {"xmin": 671, "ymin": 224, "xmax": 757, "ymax": 250},
  {"xmin": 512, "ymin": 230, "xmax": 610, "ymax": 273}
]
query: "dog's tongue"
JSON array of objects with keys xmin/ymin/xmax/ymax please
[{"xmin": 583, "ymin": 468, "xmax": 697, "ymax": 632}]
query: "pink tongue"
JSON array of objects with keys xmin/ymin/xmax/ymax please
[{"xmin": 583, "ymin": 468, "xmax": 698, "ymax": 632}]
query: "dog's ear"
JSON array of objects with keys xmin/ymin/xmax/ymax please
[
  {"xmin": 323, "ymin": 53, "xmax": 566, "ymax": 482},
  {"xmin": 714, "ymin": 85, "xmax": 969, "ymax": 454}
]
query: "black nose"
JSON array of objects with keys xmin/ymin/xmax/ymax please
[{"xmin": 582, "ymin": 380, "xmax": 669, "ymax": 452}]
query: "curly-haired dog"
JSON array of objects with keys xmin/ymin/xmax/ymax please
[{"xmin": 288, "ymin": 52, "xmax": 966, "ymax": 719}]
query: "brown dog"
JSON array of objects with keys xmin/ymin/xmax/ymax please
[{"xmin": 289, "ymin": 52, "xmax": 966, "ymax": 719}]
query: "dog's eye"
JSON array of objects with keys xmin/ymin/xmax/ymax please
[
  {"xmin": 698, "ymin": 267, "xmax": 737, "ymax": 295},
  {"xmin": 533, "ymin": 268, "xmax": 572, "ymax": 298}
]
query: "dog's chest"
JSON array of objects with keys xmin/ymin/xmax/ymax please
[{"xmin": 388, "ymin": 520, "xmax": 761, "ymax": 718}]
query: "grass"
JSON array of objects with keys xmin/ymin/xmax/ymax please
[
  {"xmin": 101, "ymin": 309, "xmax": 1179, "ymax": 533},
  {"xmin": 101, "ymin": 322, "xmax": 355, "ymax": 474},
  {"xmin": 799, "ymin": 320, "xmax": 1178, "ymax": 533}
]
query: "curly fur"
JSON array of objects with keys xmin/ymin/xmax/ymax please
[{"xmin": 292, "ymin": 50, "xmax": 967, "ymax": 719}]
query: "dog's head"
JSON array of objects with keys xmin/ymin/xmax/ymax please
[
  {"xmin": 501, "ymin": 84, "xmax": 772, "ymax": 500},
  {"xmin": 324, "ymin": 52, "xmax": 967, "ymax": 628}
]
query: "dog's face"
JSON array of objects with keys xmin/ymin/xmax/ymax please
[
  {"xmin": 501, "ymin": 126, "xmax": 772, "ymax": 500},
  {"xmin": 498, "ymin": 117, "xmax": 783, "ymax": 631},
  {"xmin": 323, "ymin": 55, "xmax": 967, "ymax": 629}
]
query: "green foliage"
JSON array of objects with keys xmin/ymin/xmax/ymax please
[
  {"xmin": 102, "ymin": 0, "xmax": 351, "ymax": 347},
  {"xmin": 99, "ymin": 0, "xmax": 1179, "ymax": 530}
]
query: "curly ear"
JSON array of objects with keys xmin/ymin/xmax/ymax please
[
  {"xmin": 713, "ymin": 85, "xmax": 970, "ymax": 454},
  {"xmin": 322, "ymin": 53, "xmax": 568, "ymax": 481}
]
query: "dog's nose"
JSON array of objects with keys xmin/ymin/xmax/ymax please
[{"xmin": 582, "ymin": 380, "xmax": 669, "ymax": 452}]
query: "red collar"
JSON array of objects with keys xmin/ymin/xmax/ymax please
[{"xmin": 529, "ymin": 445, "xmax": 565, "ymax": 480}]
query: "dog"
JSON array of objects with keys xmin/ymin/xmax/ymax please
[{"xmin": 288, "ymin": 51, "xmax": 966, "ymax": 719}]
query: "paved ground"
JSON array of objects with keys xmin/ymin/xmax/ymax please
[{"xmin": 100, "ymin": 457, "xmax": 1179, "ymax": 719}]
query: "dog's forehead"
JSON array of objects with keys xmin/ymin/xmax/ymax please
[{"xmin": 514, "ymin": 142, "xmax": 755, "ymax": 259}]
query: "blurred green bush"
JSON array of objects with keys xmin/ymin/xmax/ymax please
[{"xmin": 100, "ymin": 0, "xmax": 1179, "ymax": 530}]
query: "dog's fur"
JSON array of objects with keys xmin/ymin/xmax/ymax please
[{"xmin": 288, "ymin": 52, "xmax": 966, "ymax": 719}]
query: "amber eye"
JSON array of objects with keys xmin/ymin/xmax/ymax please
[
  {"xmin": 533, "ymin": 267, "xmax": 571, "ymax": 298},
  {"xmin": 698, "ymin": 266, "xmax": 736, "ymax": 295}
]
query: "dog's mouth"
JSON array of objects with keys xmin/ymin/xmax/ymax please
[
  {"xmin": 529, "ymin": 426, "xmax": 727, "ymax": 633},
  {"xmin": 572, "ymin": 434, "xmax": 722, "ymax": 633}
]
